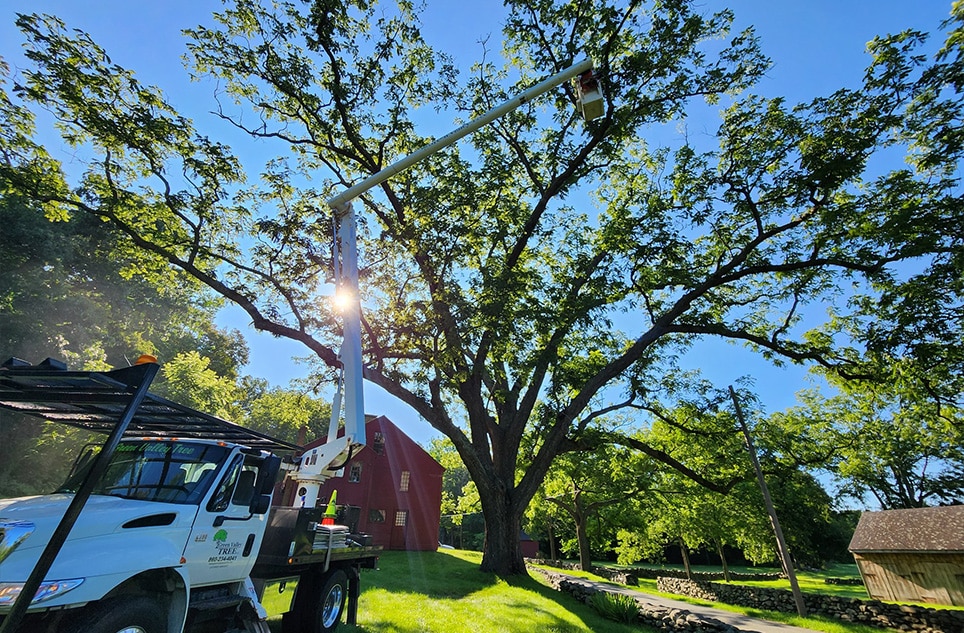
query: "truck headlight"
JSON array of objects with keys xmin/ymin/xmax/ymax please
[{"xmin": 0, "ymin": 579, "xmax": 84, "ymax": 607}]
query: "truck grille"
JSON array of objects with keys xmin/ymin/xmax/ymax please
[{"xmin": 0, "ymin": 521, "xmax": 35, "ymax": 564}]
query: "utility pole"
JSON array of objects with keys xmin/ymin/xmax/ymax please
[{"xmin": 728, "ymin": 386, "xmax": 808, "ymax": 618}]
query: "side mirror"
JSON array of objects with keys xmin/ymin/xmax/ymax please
[
  {"xmin": 255, "ymin": 455, "xmax": 282, "ymax": 496},
  {"xmin": 249, "ymin": 493, "xmax": 272, "ymax": 516},
  {"xmin": 247, "ymin": 455, "xmax": 281, "ymax": 515}
]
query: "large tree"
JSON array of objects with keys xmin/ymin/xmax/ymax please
[
  {"xmin": 3, "ymin": 1, "xmax": 963, "ymax": 575},
  {"xmin": 775, "ymin": 375, "xmax": 964, "ymax": 509}
]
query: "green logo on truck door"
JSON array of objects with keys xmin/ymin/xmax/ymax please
[{"xmin": 208, "ymin": 529, "xmax": 243, "ymax": 566}]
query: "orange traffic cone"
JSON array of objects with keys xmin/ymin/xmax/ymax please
[{"xmin": 321, "ymin": 490, "xmax": 338, "ymax": 526}]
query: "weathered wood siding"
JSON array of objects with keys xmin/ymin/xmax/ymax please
[{"xmin": 854, "ymin": 552, "xmax": 964, "ymax": 606}]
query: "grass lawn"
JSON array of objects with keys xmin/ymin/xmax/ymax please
[
  {"xmin": 737, "ymin": 564, "xmax": 870, "ymax": 600},
  {"xmin": 262, "ymin": 552, "xmax": 953, "ymax": 632},
  {"xmin": 266, "ymin": 549, "xmax": 650, "ymax": 632}
]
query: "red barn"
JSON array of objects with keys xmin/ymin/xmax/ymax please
[{"xmin": 300, "ymin": 416, "xmax": 444, "ymax": 551}]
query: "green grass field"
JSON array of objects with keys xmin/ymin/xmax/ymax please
[
  {"xmin": 259, "ymin": 550, "xmax": 920, "ymax": 633},
  {"xmin": 265, "ymin": 549, "xmax": 649, "ymax": 632},
  {"xmin": 262, "ymin": 550, "xmax": 964, "ymax": 633},
  {"xmin": 738, "ymin": 563, "xmax": 870, "ymax": 600}
]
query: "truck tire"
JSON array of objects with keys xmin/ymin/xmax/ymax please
[
  {"xmin": 238, "ymin": 599, "xmax": 271, "ymax": 633},
  {"xmin": 313, "ymin": 569, "xmax": 348, "ymax": 633},
  {"xmin": 64, "ymin": 596, "xmax": 166, "ymax": 633}
]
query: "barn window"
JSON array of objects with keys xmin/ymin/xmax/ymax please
[
  {"xmin": 395, "ymin": 510, "xmax": 408, "ymax": 527},
  {"xmin": 373, "ymin": 432, "xmax": 385, "ymax": 454},
  {"xmin": 368, "ymin": 509, "xmax": 386, "ymax": 523},
  {"xmin": 348, "ymin": 462, "xmax": 363, "ymax": 483},
  {"xmin": 400, "ymin": 470, "xmax": 411, "ymax": 492}
]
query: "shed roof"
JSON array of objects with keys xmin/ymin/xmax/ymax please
[{"xmin": 849, "ymin": 505, "xmax": 964, "ymax": 553}]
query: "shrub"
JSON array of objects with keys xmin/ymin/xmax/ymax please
[{"xmin": 587, "ymin": 592, "xmax": 639, "ymax": 624}]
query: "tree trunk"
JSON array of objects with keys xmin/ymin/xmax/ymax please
[
  {"xmin": 680, "ymin": 539, "xmax": 692, "ymax": 580},
  {"xmin": 574, "ymin": 491, "xmax": 592, "ymax": 571},
  {"xmin": 479, "ymin": 493, "xmax": 526, "ymax": 576},
  {"xmin": 548, "ymin": 520, "xmax": 557, "ymax": 561},
  {"xmin": 576, "ymin": 519, "xmax": 592, "ymax": 571},
  {"xmin": 716, "ymin": 538, "xmax": 731, "ymax": 582}
]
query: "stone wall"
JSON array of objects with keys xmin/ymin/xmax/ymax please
[
  {"xmin": 632, "ymin": 569, "xmax": 783, "ymax": 582},
  {"xmin": 527, "ymin": 559, "xmax": 641, "ymax": 585},
  {"xmin": 534, "ymin": 569, "xmax": 742, "ymax": 632},
  {"xmin": 824, "ymin": 577, "xmax": 865, "ymax": 586},
  {"xmin": 526, "ymin": 559, "xmax": 782, "ymax": 586},
  {"xmin": 657, "ymin": 577, "xmax": 964, "ymax": 633}
]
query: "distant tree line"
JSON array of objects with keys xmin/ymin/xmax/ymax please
[
  {"xmin": 430, "ymin": 375, "xmax": 960, "ymax": 570},
  {"xmin": 0, "ymin": 197, "xmax": 331, "ymax": 497}
]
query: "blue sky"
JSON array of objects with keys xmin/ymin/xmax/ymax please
[{"xmin": 0, "ymin": 1, "xmax": 956, "ymax": 445}]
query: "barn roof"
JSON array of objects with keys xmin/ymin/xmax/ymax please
[
  {"xmin": 302, "ymin": 415, "xmax": 445, "ymax": 474},
  {"xmin": 849, "ymin": 505, "xmax": 964, "ymax": 553}
]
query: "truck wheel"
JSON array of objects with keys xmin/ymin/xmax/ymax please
[
  {"xmin": 238, "ymin": 600, "xmax": 271, "ymax": 633},
  {"xmin": 313, "ymin": 569, "xmax": 348, "ymax": 633},
  {"xmin": 65, "ymin": 596, "xmax": 165, "ymax": 633}
]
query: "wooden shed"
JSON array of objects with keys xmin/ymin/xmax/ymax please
[{"xmin": 849, "ymin": 505, "xmax": 964, "ymax": 606}]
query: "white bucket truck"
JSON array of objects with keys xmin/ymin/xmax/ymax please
[{"xmin": 0, "ymin": 356, "xmax": 376, "ymax": 633}]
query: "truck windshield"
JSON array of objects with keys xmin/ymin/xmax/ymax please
[{"xmin": 58, "ymin": 441, "xmax": 230, "ymax": 504}]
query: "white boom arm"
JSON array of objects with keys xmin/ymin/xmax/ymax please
[
  {"xmin": 297, "ymin": 58, "xmax": 602, "ymax": 506},
  {"xmin": 327, "ymin": 58, "xmax": 595, "ymax": 210}
]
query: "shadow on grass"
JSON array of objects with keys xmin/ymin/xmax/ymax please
[
  {"xmin": 361, "ymin": 549, "xmax": 497, "ymax": 599},
  {"xmin": 371, "ymin": 549, "xmax": 611, "ymax": 602},
  {"xmin": 266, "ymin": 551, "xmax": 648, "ymax": 632}
]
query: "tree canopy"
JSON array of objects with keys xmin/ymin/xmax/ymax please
[
  {"xmin": 0, "ymin": 194, "xmax": 330, "ymax": 495},
  {"xmin": 0, "ymin": 195, "xmax": 243, "ymax": 372},
  {"xmin": 2, "ymin": 0, "xmax": 962, "ymax": 574},
  {"xmin": 0, "ymin": 193, "xmax": 249, "ymax": 495},
  {"xmin": 775, "ymin": 372, "xmax": 964, "ymax": 509}
]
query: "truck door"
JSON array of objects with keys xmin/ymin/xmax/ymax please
[{"xmin": 182, "ymin": 452, "xmax": 267, "ymax": 587}]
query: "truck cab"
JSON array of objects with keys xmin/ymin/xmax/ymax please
[{"xmin": 1, "ymin": 438, "xmax": 280, "ymax": 633}]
